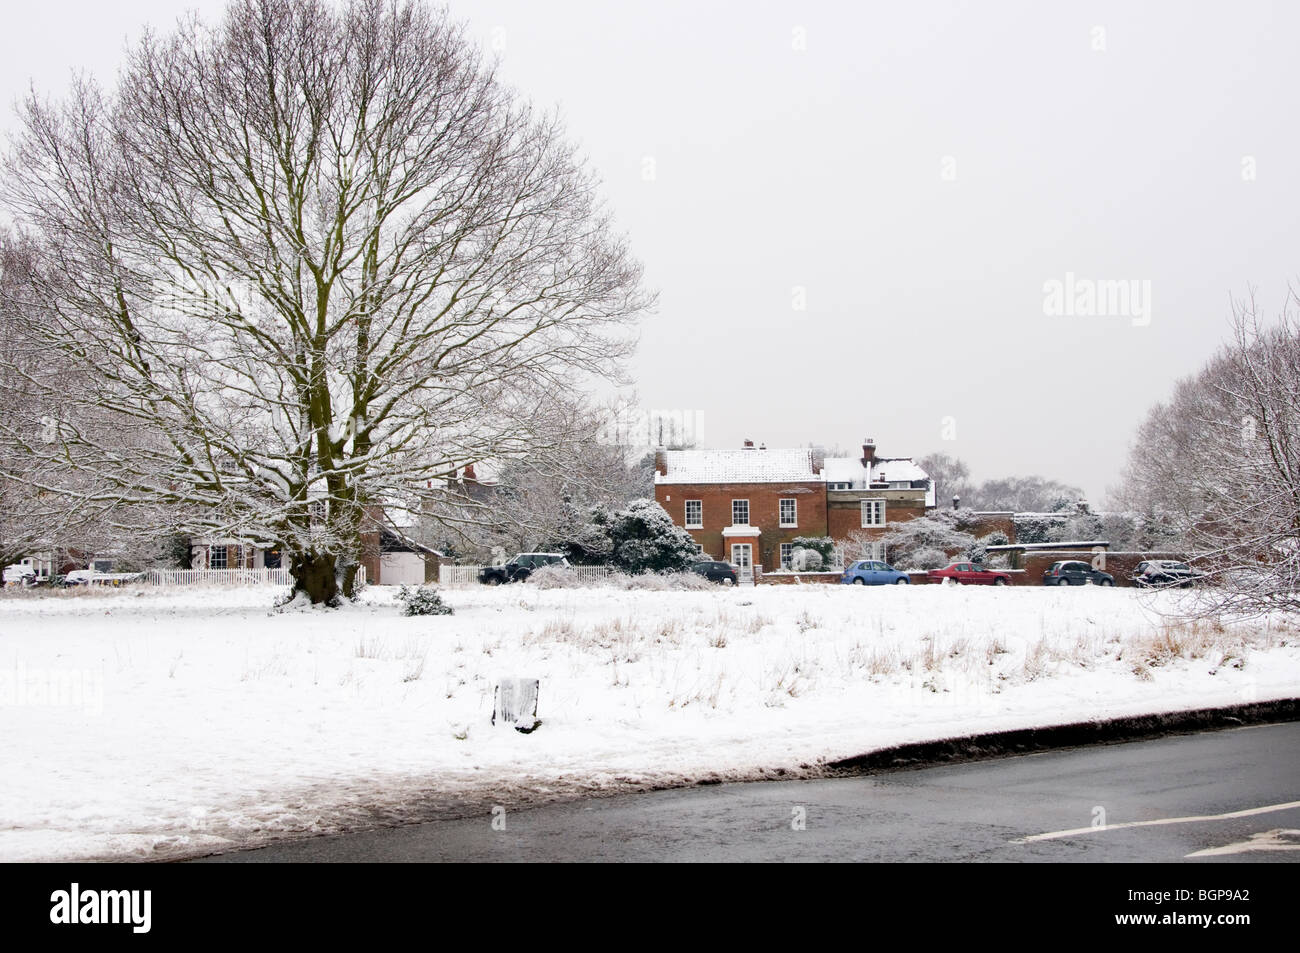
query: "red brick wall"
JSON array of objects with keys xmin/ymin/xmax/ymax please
[
  {"xmin": 759, "ymin": 571, "xmax": 841, "ymax": 585},
  {"xmin": 826, "ymin": 495, "xmax": 927, "ymax": 546},
  {"xmin": 965, "ymin": 513, "xmax": 1016, "ymax": 543},
  {"xmin": 655, "ymin": 481, "xmax": 826, "ymax": 567}
]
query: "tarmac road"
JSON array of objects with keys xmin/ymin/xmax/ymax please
[{"xmin": 196, "ymin": 721, "xmax": 1300, "ymax": 862}]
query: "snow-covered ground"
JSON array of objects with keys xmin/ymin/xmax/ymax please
[{"xmin": 1, "ymin": 582, "xmax": 1296, "ymax": 861}]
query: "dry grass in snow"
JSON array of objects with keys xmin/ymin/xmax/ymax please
[{"xmin": 0, "ymin": 581, "xmax": 1295, "ymax": 861}]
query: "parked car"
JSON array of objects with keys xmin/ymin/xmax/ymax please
[
  {"xmin": 690, "ymin": 560, "xmax": 738, "ymax": 585},
  {"xmin": 3, "ymin": 564, "xmax": 36, "ymax": 586},
  {"xmin": 63, "ymin": 569, "xmax": 146, "ymax": 587},
  {"xmin": 478, "ymin": 553, "xmax": 569, "ymax": 585},
  {"xmin": 928, "ymin": 562, "xmax": 1012, "ymax": 586},
  {"xmin": 1132, "ymin": 560, "xmax": 1204, "ymax": 589},
  {"xmin": 1042, "ymin": 560, "xmax": 1114, "ymax": 587},
  {"xmin": 841, "ymin": 559, "xmax": 910, "ymax": 585}
]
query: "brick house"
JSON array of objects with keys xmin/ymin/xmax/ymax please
[
  {"xmin": 652, "ymin": 442, "xmax": 825, "ymax": 571},
  {"xmin": 190, "ymin": 537, "xmax": 277, "ymax": 570},
  {"xmin": 824, "ymin": 439, "xmax": 935, "ymax": 556},
  {"xmin": 653, "ymin": 438, "xmax": 933, "ymax": 570}
]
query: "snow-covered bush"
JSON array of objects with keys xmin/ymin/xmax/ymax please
[
  {"xmin": 603, "ymin": 499, "xmax": 701, "ymax": 574},
  {"xmin": 525, "ymin": 564, "xmax": 712, "ymax": 587},
  {"xmin": 790, "ymin": 536, "xmax": 834, "ymax": 569},
  {"xmin": 879, "ymin": 512, "xmax": 985, "ymax": 568},
  {"xmin": 396, "ymin": 585, "xmax": 454, "ymax": 616},
  {"xmin": 527, "ymin": 564, "xmax": 713, "ymax": 590},
  {"xmin": 527, "ymin": 565, "xmax": 590, "ymax": 589},
  {"xmin": 790, "ymin": 548, "xmax": 824, "ymax": 571},
  {"xmin": 967, "ymin": 530, "xmax": 1011, "ymax": 566},
  {"xmin": 910, "ymin": 547, "xmax": 949, "ymax": 570},
  {"xmin": 616, "ymin": 571, "xmax": 713, "ymax": 591}
]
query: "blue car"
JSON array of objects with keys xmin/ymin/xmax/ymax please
[{"xmin": 841, "ymin": 559, "xmax": 910, "ymax": 585}]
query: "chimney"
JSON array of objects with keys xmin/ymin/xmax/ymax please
[
  {"xmin": 463, "ymin": 463, "xmax": 477, "ymax": 484},
  {"xmin": 861, "ymin": 437, "xmax": 876, "ymax": 467},
  {"xmin": 952, "ymin": 494, "xmax": 961, "ymax": 510},
  {"xmin": 654, "ymin": 447, "xmax": 668, "ymax": 476},
  {"xmin": 742, "ymin": 439, "xmax": 755, "ymax": 450}
]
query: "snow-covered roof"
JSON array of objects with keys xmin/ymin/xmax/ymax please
[
  {"xmin": 656, "ymin": 448, "xmax": 820, "ymax": 485},
  {"xmin": 823, "ymin": 456, "xmax": 930, "ymax": 486},
  {"xmin": 656, "ymin": 446, "xmax": 932, "ymax": 495}
]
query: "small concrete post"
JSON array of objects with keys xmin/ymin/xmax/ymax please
[{"xmin": 493, "ymin": 678, "xmax": 540, "ymax": 733}]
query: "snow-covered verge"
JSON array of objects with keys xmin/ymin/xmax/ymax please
[{"xmin": 0, "ymin": 583, "xmax": 1296, "ymax": 861}]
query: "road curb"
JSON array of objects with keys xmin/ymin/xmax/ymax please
[{"xmin": 827, "ymin": 698, "xmax": 1300, "ymax": 774}]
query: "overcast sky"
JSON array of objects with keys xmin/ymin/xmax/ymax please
[{"xmin": 3, "ymin": 1, "xmax": 1298, "ymax": 503}]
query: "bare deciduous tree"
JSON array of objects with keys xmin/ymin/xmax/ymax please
[
  {"xmin": 0, "ymin": 231, "xmax": 136, "ymax": 571},
  {"xmin": 420, "ymin": 399, "xmax": 649, "ymax": 560},
  {"xmin": 1118, "ymin": 287, "xmax": 1300, "ymax": 616},
  {"xmin": 0, "ymin": 0, "xmax": 651, "ymax": 603}
]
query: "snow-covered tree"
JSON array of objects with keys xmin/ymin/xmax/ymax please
[
  {"xmin": 916, "ymin": 452, "xmax": 1083, "ymax": 513},
  {"xmin": 1117, "ymin": 289, "xmax": 1300, "ymax": 615},
  {"xmin": 876, "ymin": 511, "xmax": 977, "ymax": 569},
  {"xmin": 962, "ymin": 476, "xmax": 1085, "ymax": 513},
  {"xmin": 601, "ymin": 499, "xmax": 699, "ymax": 574},
  {"xmin": 0, "ymin": 230, "xmax": 149, "ymax": 568},
  {"xmin": 915, "ymin": 452, "xmax": 971, "ymax": 507},
  {"xmin": 0, "ymin": 0, "xmax": 650, "ymax": 604},
  {"xmin": 418, "ymin": 399, "xmax": 648, "ymax": 561}
]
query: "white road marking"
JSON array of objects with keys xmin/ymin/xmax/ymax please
[
  {"xmin": 1186, "ymin": 828, "xmax": 1300, "ymax": 857},
  {"xmin": 1011, "ymin": 800, "xmax": 1300, "ymax": 844}
]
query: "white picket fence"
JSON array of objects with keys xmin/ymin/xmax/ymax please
[
  {"xmin": 440, "ymin": 565, "xmax": 485, "ymax": 587},
  {"xmin": 569, "ymin": 566, "xmax": 613, "ymax": 583},
  {"xmin": 144, "ymin": 566, "xmax": 367, "ymax": 587}
]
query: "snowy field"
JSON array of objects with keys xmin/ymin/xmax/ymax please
[{"xmin": 1, "ymin": 582, "xmax": 1297, "ymax": 862}]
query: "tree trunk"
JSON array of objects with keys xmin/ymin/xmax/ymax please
[{"xmin": 290, "ymin": 550, "xmax": 343, "ymax": 606}]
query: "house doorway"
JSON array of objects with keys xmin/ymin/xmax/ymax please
[{"xmin": 730, "ymin": 544, "xmax": 752, "ymax": 569}]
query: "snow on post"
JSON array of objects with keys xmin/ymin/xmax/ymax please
[{"xmin": 493, "ymin": 678, "xmax": 541, "ymax": 733}]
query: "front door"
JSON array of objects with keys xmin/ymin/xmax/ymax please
[{"xmin": 731, "ymin": 544, "xmax": 752, "ymax": 569}]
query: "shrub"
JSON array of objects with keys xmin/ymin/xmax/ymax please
[
  {"xmin": 790, "ymin": 548, "xmax": 824, "ymax": 571},
  {"xmin": 527, "ymin": 565, "xmax": 590, "ymax": 589},
  {"xmin": 527, "ymin": 564, "xmax": 713, "ymax": 590},
  {"xmin": 605, "ymin": 499, "xmax": 701, "ymax": 574},
  {"xmin": 397, "ymin": 585, "xmax": 454, "ymax": 616},
  {"xmin": 617, "ymin": 571, "xmax": 713, "ymax": 591},
  {"xmin": 878, "ymin": 512, "xmax": 977, "ymax": 568},
  {"xmin": 910, "ymin": 547, "xmax": 949, "ymax": 570},
  {"xmin": 791, "ymin": 536, "xmax": 834, "ymax": 566}
]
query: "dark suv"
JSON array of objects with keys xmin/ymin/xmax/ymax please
[
  {"xmin": 479, "ymin": 553, "xmax": 569, "ymax": 585},
  {"xmin": 689, "ymin": 560, "xmax": 737, "ymax": 585},
  {"xmin": 1043, "ymin": 560, "xmax": 1114, "ymax": 586}
]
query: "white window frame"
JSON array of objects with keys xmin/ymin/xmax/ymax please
[
  {"xmin": 861, "ymin": 499, "xmax": 886, "ymax": 527},
  {"xmin": 780, "ymin": 543, "xmax": 793, "ymax": 569},
  {"xmin": 732, "ymin": 499, "xmax": 750, "ymax": 526},
  {"xmin": 779, "ymin": 498, "xmax": 797, "ymax": 527},
  {"xmin": 684, "ymin": 499, "xmax": 703, "ymax": 529},
  {"xmin": 209, "ymin": 545, "xmax": 228, "ymax": 570}
]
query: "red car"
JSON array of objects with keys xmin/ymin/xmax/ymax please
[{"xmin": 929, "ymin": 561, "xmax": 1011, "ymax": 586}]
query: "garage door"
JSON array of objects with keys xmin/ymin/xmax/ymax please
[{"xmin": 379, "ymin": 552, "xmax": 425, "ymax": 586}]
